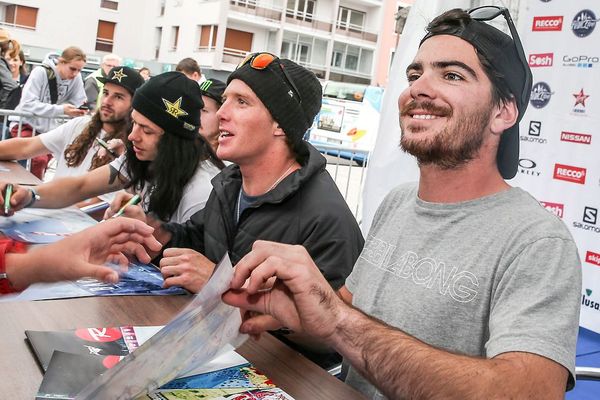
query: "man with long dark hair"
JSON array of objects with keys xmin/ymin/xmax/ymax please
[
  {"xmin": 3, "ymin": 72, "xmax": 224, "ymax": 224},
  {"xmin": 0, "ymin": 66, "xmax": 142, "ymax": 185},
  {"xmin": 222, "ymin": 8, "xmax": 580, "ymax": 399}
]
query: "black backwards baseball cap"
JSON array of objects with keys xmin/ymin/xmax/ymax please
[
  {"xmin": 227, "ymin": 52, "xmax": 322, "ymax": 143},
  {"xmin": 199, "ymin": 78, "xmax": 226, "ymax": 105},
  {"xmin": 132, "ymin": 71, "xmax": 203, "ymax": 140},
  {"xmin": 420, "ymin": 7, "xmax": 533, "ymax": 179},
  {"xmin": 97, "ymin": 66, "xmax": 145, "ymax": 95}
]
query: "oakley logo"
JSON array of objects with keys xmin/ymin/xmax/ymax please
[
  {"xmin": 586, "ymin": 251, "xmax": 600, "ymax": 266},
  {"xmin": 572, "ymin": 10, "xmax": 597, "ymax": 37},
  {"xmin": 560, "ymin": 131, "xmax": 592, "ymax": 144},
  {"xmin": 553, "ymin": 164, "xmax": 587, "ymax": 184},
  {"xmin": 584, "ymin": 206, "xmax": 598, "ymax": 224},
  {"xmin": 529, "ymin": 53, "xmax": 554, "ymax": 67},
  {"xmin": 533, "ymin": 16, "xmax": 563, "ymax": 31},
  {"xmin": 530, "ymin": 82, "xmax": 553, "ymax": 108},
  {"xmin": 540, "ymin": 201, "xmax": 564, "ymax": 218}
]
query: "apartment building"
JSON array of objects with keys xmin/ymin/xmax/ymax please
[{"xmin": 0, "ymin": 0, "xmax": 410, "ymax": 84}]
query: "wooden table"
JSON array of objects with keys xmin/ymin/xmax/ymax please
[
  {"xmin": 0, "ymin": 160, "xmax": 41, "ymax": 185},
  {"xmin": 0, "ymin": 296, "xmax": 365, "ymax": 399}
]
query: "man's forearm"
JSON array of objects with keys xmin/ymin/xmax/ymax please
[{"xmin": 330, "ymin": 306, "xmax": 565, "ymax": 400}]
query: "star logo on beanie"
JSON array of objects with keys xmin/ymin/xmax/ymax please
[
  {"xmin": 162, "ymin": 97, "xmax": 189, "ymax": 118},
  {"xmin": 111, "ymin": 68, "xmax": 128, "ymax": 83}
]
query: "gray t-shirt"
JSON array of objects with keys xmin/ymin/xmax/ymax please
[{"xmin": 345, "ymin": 183, "xmax": 581, "ymax": 399}]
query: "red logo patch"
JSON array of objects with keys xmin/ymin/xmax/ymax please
[
  {"xmin": 540, "ymin": 201, "xmax": 564, "ymax": 218},
  {"xmin": 560, "ymin": 131, "xmax": 592, "ymax": 144},
  {"xmin": 529, "ymin": 53, "xmax": 554, "ymax": 67},
  {"xmin": 75, "ymin": 327, "xmax": 123, "ymax": 342},
  {"xmin": 532, "ymin": 16, "xmax": 564, "ymax": 31},
  {"xmin": 586, "ymin": 251, "xmax": 600, "ymax": 266},
  {"xmin": 553, "ymin": 164, "xmax": 586, "ymax": 184}
]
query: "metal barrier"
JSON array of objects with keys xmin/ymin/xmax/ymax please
[
  {"xmin": 311, "ymin": 143, "xmax": 369, "ymax": 223},
  {"xmin": 0, "ymin": 109, "xmax": 71, "ymax": 174}
]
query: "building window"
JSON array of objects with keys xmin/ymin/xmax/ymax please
[
  {"xmin": 224, "ymin": 28, "xmax": 252, "ymax": 55},
  {"xmin": 171, "ymin": 26, "xmax": 180, "ymax": 51},
  {"xmin": 95, "ymin": 20, "xmax": 116, "ymax": 52},
  {"xmin": 230, "ymin": 0, "xmax": 256, "ymax": 9},
  {"xmin": 337, "ymin": 6, "xmax": 365, "ymax": 31},
  {"xmin": 286, "ymin": 0, "xmax": 315, "ymax": 22},
  {"xmin": 199, "ymin": 25, "xmax": 218, "ymax": 50},
  {"xmin": 281, "ymin": 41, "xmax": 310, "ymax": 63},
  {"xmin": 154, "ymin": 27, "xmax": 163, "ymax": 59},
  {"xmin": 159, "ymin": 0, "xmax": 165, "ymax": 16},
  {"xmin": 100, "ymin": 0, "xmax": 119, "ymax": 11},
  {"xmin": 4, "ymin": 5, "xmax": 38, "ymax": 29}
]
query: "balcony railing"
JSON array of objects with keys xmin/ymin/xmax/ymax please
[
  {"xmin": 222, "ymin": 47, "xmax": 250, "ymax": 65},
  {"xmin": 95, "ymin": 38, "xmax": 114, "ymax": 52},
  {"xmin": 284, "ymin": 11, "xmax": 332, "ymax": 32},
  {"xmin": 229, "ymin": 0, "xmax": 282, "ymax": 22},
  {"xmin": 335, "ymin": 23, "xmax": 378, "ymax": 43},
  {"xmin": 100, "ymin": 0, "xmax": 119, "ymax": 11}
]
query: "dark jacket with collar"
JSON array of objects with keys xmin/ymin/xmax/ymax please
[{"xmin": 164, "ymin": 143, "xmax": 364, "ymax": 289}]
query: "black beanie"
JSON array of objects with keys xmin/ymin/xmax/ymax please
[
  {"xmin": 199, "ymin": 78, "xmax": 226, "ymax": 105},
  {"xmin": 227, "ymin": 55, "xmax": 322, "ymax": 142},
  {"xmin": 132, "ymin": 71, "xmax": 203, "ymax": 140}
]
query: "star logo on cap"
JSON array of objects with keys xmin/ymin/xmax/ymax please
[
  {"xmin": 111, "ymin": 68, "xmax": 127, "ymax": 83},
  {"xmin": 573, "ymin": 88, "xmax": 589, "ymax": 107},
  {"xmin": 162, "ymin": 97, "xmax": 189, "ymax": 118}
]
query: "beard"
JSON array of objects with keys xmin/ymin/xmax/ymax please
[{"xmin": 399, "ymin": 100, "xmax": 491, "ymax": 170}]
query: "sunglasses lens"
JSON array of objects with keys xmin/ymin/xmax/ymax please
[
  {"xmin": 470, "ymin": 7, "xmax": 502, "ymax": 21},
  {"xmin": 251, "ymin": 53, "xmax": 276, "ymax": 70}
]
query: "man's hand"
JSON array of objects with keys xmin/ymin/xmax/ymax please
[
  {"xmin": 6, "ymin": 218, "xmax": 162, "ymax": 289},
  {"xmin": 159, "ymin": 247, "xmax": 215, "ymax": 292},
  {"xmin": 63, "ymin": 104, "xmax": 86, "ymax": 117},
  {"xmin": 222, "ymin": 240, "xmax": 346, "ymax": 343},
  {"xmin": 0, "ymin": 182, "xmax": 33, "ymax": 216}
]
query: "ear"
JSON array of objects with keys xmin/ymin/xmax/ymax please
[
  {"xmin": 273, "ymin": 124, "xmax": 286, "ymax": 137},
  {"xmin": 490, "ymin": 99, "xmax": 518, "ymax": 136}
]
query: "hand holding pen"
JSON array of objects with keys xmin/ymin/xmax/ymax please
[
  {"xmin": 3, "ymin": 183, "xmax": 12, "ymax": 215},
  {"xmin": 111, "ymin": 194, "xmax": 142, "ymax": 219}
]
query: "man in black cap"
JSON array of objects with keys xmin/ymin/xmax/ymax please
[
  {"xmin": 4, "ymin": 71, "xmax": 223, "ymax": 225},
  {"xmin": 221, "ymin": 8, "xmax": 581, "ymax": 399},
  {"xmin": 149, "ymin": 53, "xmax": 363, "ymax": 367},
  {"xmin": 0, "ymin": 66, "xmax": 144, "ymax": 184},
  {"xmin": 198, "ymin": 78, "xmax": 226, "ymax": 152}
]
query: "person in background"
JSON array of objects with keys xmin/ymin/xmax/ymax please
[
  {"xmin": 176, "ymin": 57, "xmax": 205, "ymax": 84},
  {"xmin": 0, "ymin": 28, "xmax": 19, "ymax": 108},
  {"xmin": 223, "ymin": 8, "xmax": 581, "ymax": 399},
  {"xmin": 84, "ymin": 53, "xmax": 121, "ymax": 111},
  {"xmin": 10, "ymin": 46, "xmax": 88, "ymax": 179},
  {"xmin": 0, "ymin": 216, "xmax": 161, "ymax": 295},
  {"xmin": 198, "ymin": 78, "xmax": 225, "ymax": 152},
  {"xmin": 3, "ymin": 72, "xmax": 224, "ymax": 225},
  {"xmin": 138, "ymin": 67, "xmax": 151, "ymax": 81},
  {"xmin": 6, "ymin": 49, "xmax": 28, "ymax": 85},
  {"xmin": 0, "ymin": 66, "xmax": 144, "ymax": 214}
]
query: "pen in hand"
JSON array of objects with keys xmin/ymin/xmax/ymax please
[
  {"xmin": 4, "ymin": 184, "xmax": 13, "ymax": 214},
  {"xmin": 111, "ymin": 194, "xmax": 142, "ymax": 219},
  {"xmin": 95, "ymin": 137, "xmax": 117, "ymax": 157}
]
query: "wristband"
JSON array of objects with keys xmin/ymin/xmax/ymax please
[
  {"xmin": 24, "ymin": 187, "xmax": 40, "ymax": 208},
  {"xmin": 0, "ymin": 238, "xmax": 27, "ymax": 294}
]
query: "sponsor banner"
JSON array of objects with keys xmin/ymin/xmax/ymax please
[
  {"xmin": 529, "ymin": 53, "xmax": 554, "ymax": 67},
  {"xmin": 571, "ymin": 10, "xmax": 597, "ymax": 38},
  {"xmin": 532, "ymin": 16, "xmax": 564, "ymax": 31},
  {"xmin": 553, "ymin": 164, "xmax": 587, "ymax": 184},
  {"xmin": 560, "ymin": 131, "xmax": 592, "ymax": 144},
  {"xmin": 530, "ymin": 82, "xmax": 553, "ymax": 108},
  {"xmin": 587, "ymin": 251, "xmax": 600, "ymax": 266},
  {"xmin": 563, "ymin": 54, "xmax": 599, "ymax": 68},
  {"xmin": 540, "ymin": 201, "xmax": 564, "ymax": 218}
]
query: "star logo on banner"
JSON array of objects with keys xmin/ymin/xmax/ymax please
[
  {"xmin": 111, "ymin": 68, "xmax": 127, "ymax": 83},
  {"xmin": 573, "ymin": 88, "xmax": 590, "ymax": 107},
  {"xmin": 162, "ymin": 97, "xmax": 189, "ymax": 118}
]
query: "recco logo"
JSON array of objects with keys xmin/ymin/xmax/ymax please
[
  {"xmin": 560, "ymin": 131, "xmax": 592, "ymax": 144},
  {"xmin": 553, "ymin": 164, "xmax": 587, "ymax": 184},
  {"xmin": 586, "ymin": 251, "xmax": 600, "ymax": 266},
  {"xmin": 540, "ymin": 201, "xmax": 564, "ymax": 218},
  {"xmin": 533, "ymin": 16, "xmax": 564, "ymax": 31},
  {"xmin": 529, "ymin": 53, "xmax": 554, "ymax": 67}
]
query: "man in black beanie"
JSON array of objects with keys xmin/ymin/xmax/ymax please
[
  {"xmin": 149, "ymin": 53, "xmax": 364, "ymax": 367},
  {"xmin": 198, "ymin": 78, "xmax": 226, "ymax": 152},
  {"xmin": 5, "ymin": 71, "xmax": 223, "ymax": 225}
]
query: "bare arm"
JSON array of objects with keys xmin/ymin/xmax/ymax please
[
  {"xmin": 0, "ymin": 136, "xmax": 49, "ymax": 161},
  {"xmin": 224, "ymin": 241, "xmax": 569, "ymax": 400},
  {"xmin": 4, "ymin": 165, "xmax": 124, "ymax": 212}
]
